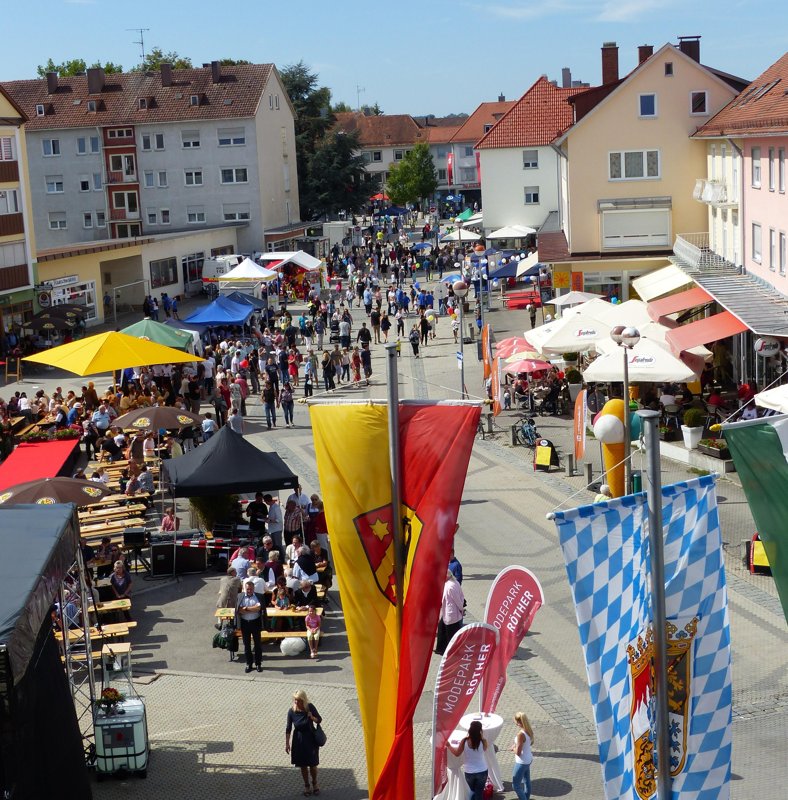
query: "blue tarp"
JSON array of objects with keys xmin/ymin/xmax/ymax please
[
  {"xmin": 183, "ymin": 295, "xmax": 253, "ymax": 327},
  {"xmin": 379, "ymin": 206, "xmax": 409, "ymax": 216},
  {"xmin": 489, "ymin": 261, "xmax": 519, "ymax": 279},
  {"xmin": 224, "ymin": 291, "xmax": 268, "ymax": 310}
]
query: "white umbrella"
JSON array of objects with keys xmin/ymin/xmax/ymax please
[
  {"xmin": 487, "ymin": 224, "xmax": 537, "ymax": 240},
  {"xmin": 581, "ymin": 298, "xmax": 653, "ymax": 329},
  {"xmin": 527, "ymin": 313, "xmax": 611, "ymax": 355},
  {"xmin": 441, "ymin": 229, "xmax": 481, "ymax": 243},
  {"xmin": 550, "ymin": 290, "xmax": 603, "ymax": 308},
  {"xmin": 755, "ymin": 385, "xmax": 788, "ymax": 413},
  {"xmin": 463, "ymin": 212, "xmax": 484, "ymax": 227},
  {"xmin": 583, "ymin": 337, "xmax": 703, "ymax": 383},
  {"xmin": 221, "ymin": 257, "xmax": 278, "ymax": 281}
]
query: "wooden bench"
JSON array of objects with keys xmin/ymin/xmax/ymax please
[
  {"xmin": 79, "ymin": 503, "xmax": 147, "ymax": 521},
  {"xmin": 79, "ymin": 517, "xmax": 146, "ymax": 535},
  {"xmin": 87, "ymin": 599, "xmax": 132, "ymax": 615},
  {"xmin": 55, "ymin": 620, "xmax": 137, "ymax": 644}
]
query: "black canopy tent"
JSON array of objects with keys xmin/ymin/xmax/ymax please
[
  {"xmin": 162, "ymin": 425, "xmax": 298, "ymax": 496},
  {"xmin": 0, "ymin": 505, "xmax": 91, "ymax": 798}
]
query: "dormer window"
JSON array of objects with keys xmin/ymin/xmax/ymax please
[
  {"xmin": 138, "ymin": 98, "xmax": 147, "ymax": 109},
  {"xmin": 190, "ymin": 94, "xmax": 199, "ymax": 106},
  {"xmin": 87, "ymin": 100, "xmax": 97, "ymax": 112},
  {"xmin": 35, "ymin": 104, "xmax": 45, "ymax": 117}
]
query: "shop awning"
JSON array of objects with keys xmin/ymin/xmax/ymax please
[
  {"xmin": 632, "ymin": 264, "xmax": 693, "ymax": 302},
  {"xmin": 647, "ymin": 286, "xmax": 713, "ymax": 322},
  {"xmin": 665, "ymin": 311, "xmax": 749, "ymax": 354}
]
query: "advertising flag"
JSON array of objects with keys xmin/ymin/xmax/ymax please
[
  {"xmin": 551, "ymin": 475, "xmax": 732, "ymax": 800},
  {"xmin": 310, "ymin": 400, "xmax": 480, "ymax": 800},
  {"xmin": 480, "ymin": 566, "xmax": 544, "ymax": 714},
  {"xmin": 431, "ymin": 623, "xmax": 499, "ymax": 797},
  {"xmin": 481, "ymin": 324, "xmax": 492, "ymax": 380},
  {"xmin": 447, "ymin": 152, "xmax": 454, "ymax": 186},
  {"xmin": 574, "ymin": 388, "xmax": 588, "ymax": 462},
  {"xmin": 722, "ymin": 414, "xmax": 788, "ymax": 621},
  {"xmin": 491, "ymin": 357, "xmax": 503, "ymax": 417}
]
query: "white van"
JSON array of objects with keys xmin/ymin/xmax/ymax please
[{"xmin": 201, "ymin": 254, "xmax": 244, "ymax": 295}]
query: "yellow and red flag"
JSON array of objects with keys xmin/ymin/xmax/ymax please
[{"xmin": 310, "ymin": 400, "xmax": 480, "ymax": 800}]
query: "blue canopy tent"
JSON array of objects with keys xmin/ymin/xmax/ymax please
[
  {"xmin": 183, "ymin": 295, "xmax": 253, "ymax": 327},
  {"xmin": 224, "ymin": 291, "xmax": 268, "ymax": 310},
  {"xmin": 489, "ymin": 261, "xmax": 519, "ymax": 279},
  {"xmin": 411, "ymin": 242, "xmax": 432, "ymax": 251},
  {"xmin": 380, "ymin": 206, "xmax": 409, "ymax": 216}
]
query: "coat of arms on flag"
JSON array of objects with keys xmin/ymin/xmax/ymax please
[{"xmin": 552, "ymin": 475, "xmax": 732, "ymax": 800}]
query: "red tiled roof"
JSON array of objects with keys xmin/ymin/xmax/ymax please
[
  {"xmin": 536, "ymin": 230, "xmax": 571, "ymax": 262},
  {"xmin": 2, "ymin": 64, "xmax": 275, "ymax": 130},
  {"xmin": 425, "ymin": 125, "xmax": 461, "ymax": 143},
  {"xmin": 449, "ymin": 101, "xmax": 515, "ymax": 143},
  {"xmin": 0, "ymin": 85, "xmax": 27, "ymax": 121},
  {"xmin": 476, "ymin": 78, "xmax": 578, "ymax": 149},
  {"xmin": 333, "ymin": 112, "xmax": 426, "ymax": 146},
  {"xmin": 695, "ymin": 52, "xmax": 788, "ymax": 137}
]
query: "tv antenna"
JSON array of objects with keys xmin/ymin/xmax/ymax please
[
  {"xmin": 356, "ymin": 85, "xmax": 365, "ymax": 111},
  {"xmin": 127, "ymin": 28, "xmax": 150, "ymax": 63}
]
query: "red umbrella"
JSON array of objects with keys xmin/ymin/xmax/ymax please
[
  {"xmin": 503, "ymin": 359, "xmax": 552, "ymax": 375},
  {"xmin": 370, "ymin": 193, "xmax": 390, "ymax": 201},
  {"xmin": 495, "ymin": 337, "xmax": 535, "ymax": 358}
]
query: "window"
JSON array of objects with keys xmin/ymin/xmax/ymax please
[
  {"xmin": 732, "ymin": 151, "xmax": 739, "ymax": 199},
  {"xmin": 639, "ymin": 93, "xmax": 657, "ymax": 117},
  {"xmin": 187, "ymin": 206, "xmax": 205, "ymax": 224},
  {"xmin": 218, "ymin": 128, "xmax": 246, "ymax": 146},
  {"xmin": 361, "ymin": 152, "xmax": 372, "ymax": 164},
  {"xmin": 144, "ymin": 171, "xmax": 154, "ymax": 188},
  {"xmin": 752, "ymin": 222, "xmax": 762, "ymax": 263},
  {"xmin": 438, "ymin": 168, "xmax": 447, "ymax": 181},
  {"xmin": 158, "ymin": 170, "xmax": 168, "ymax": 187},
  {"xmin": 141, "ymin": 134, "xmax": 151, "ymax": 151},
  {"xmin": 752, "ymin": 147, "xmax": 761, "ymax": 187},
  {"xmin": 601, "ymin": 208, "xmax": 671, "ymax": 248},
  {"xmin": 372, "ymin": 151, "xmax": 382, "ymax": 162},
  {"xmin": 113, "ymin": 192, "xmax": 138, "ymax": 214},
  {"xmin": 459, "ymin": 167, "xmax": 476, "ymax": 182},
  {"xmin": 436, "ymin": 146, "xmax": 448, "ymax": 159},
  {"xmin": 138, "ymin": 98, "xmax": 147, "ymax": 110},
  {"xmin": 0, "ymin": 189, "xmax": 19, "ymax": 215},
  {"xmin": 0, "ymin": 242, "xmax": 26, "ymax": 267},
  {"xmin": 184, "ymin": 169, "xmax": 203, "ymax": 186},
  {"xmin": 90, "ymin": 135, "xmax": 100, "ymax": 153},
  {"xmin": 79, "ymin": 176, "xmax": 90, "ymax": 192},
  {"xmin": 220, "ymin": 167, "xmax": 248, "ymax": 184},
  {"xmin": 42, "ymin": 139, "xmax": 60, "ymax": 157},
  {"xmin": 110, "ymin": 153, "xmax": 136, "ymax": 177},
  {"xmin": 93, "ymin": 172, "xmax": 102, "ymax": 191},
  {"xmin": 48, "ymin": 212, "xmax": 67, "ymax": 230},
  {"xmin": 524, "ymin": 186, "xmax": 540, "ymax": 204},
  {"xmin": 45, "ymin": 175, "xmax": 64, "ymax": 193},
  {"xmin": 76, "ymin": 135, "xmax": 100, "ymax": 155},
  {"xmin": 182, "ymin": 130, "xmax": 200, "ymax": 149},
  {"xmin": 116, "ymin": 223, "xmax": 141, "ymax": 238},
  {"xmin": 107, "ymin": 128, "xmax": 133, "ymax": 139},
  {"xmin": 141, "ymin": 132, "xmax": 165, "ymax": 151},
  {"xmin": 483, "ymin": 124, "xmax": 493, "ymax": 133},
  {"xmin": 275, "ymin": 95, "xmax": 280, "ymax": 110},
  {"xmin": 523, "ymin": 150, "xmax": 538, "ymax": 169},
  {"xmin": 0, "ymin": 137, "xmax": 14, "ymax": 160},
  {"xmin": 283, "ymin": 163, "xmax": 290, "ymax": 192},
  {"xmin": 222, "ymin": 203, "xmax": 251, "ymax": 221},
  {"xmin": 77, "ymin": 137, "xmax": 86, "ymax": 155},
  {"xmin": 770, "ymin": 228, "xmax": 777, "ymax": 270},
  {"xmin": 690, "ymin": 91, "xmax": 708, "ymax": 115},
  {"xmin": 394, "ymin": 150, "xmax": 404, "ymax": 161},
  {"xmin": 146, "ymin": 209, "xmax": 158, "ymax": 225},
  {"xmin": 150, "ymin": 257, "xmax": 178, "ymax": 288},
  {"xmin": 664, "ymin": 62, "xmax": 674, "ymax": 76},
  {"xmin": 780, "ymin": 148, "xmax": 786, "ymax": 192},
  {"xmin": 160, "ymin": 209, "xmax": 170, "ymax": 225},
  {"xmin": 781, "ymin": 232, "xmax": 786, "ymax": 275},
  {"xmin": 83, "ymin": 212, "xmax": 93, "ymax": 229},
  {"xmin": 609, "ymin": 149, "xmax": 660, "ymax": 180},
  {"xmin": 769, "ymin": 147, "xmax": 776, "ymax": 191},
  {"xmin": 182, "ymin": 252, "xmax": 204, "ymax": 284},
  {"xmin": 190, "ymin": 95, "xmax": 199, "ymax": 107},
  {"xmin": 36, "ymin": 104, "xmax": 45, "ymax": 117},
  {"xmin": 96, "ymin": 211, "xmax": 106, "ymax": 228}
]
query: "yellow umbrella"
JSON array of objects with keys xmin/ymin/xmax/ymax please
[
  {"xmin": 22, "ymin": 331, "xmax": 203, "ymax": 376},
  {"xmin": 505, "ymin": 348, "xmax": 541, "ymax": 362}
]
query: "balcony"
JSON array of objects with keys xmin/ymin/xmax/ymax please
[
  {"xmin": 0, "ymin": 213, "xmax": 24, "ymax": 237},
  {"xmin": 0, "ymin": 161, "xmax": 19, "ymax": 183},
  {"xmin": 107, "ymin": 170, "xmax": 138, "ymax": 184},
  {"xmin": 673, "ymin": 233, "xmax": 740, "ymax": 274},
  {"xmin": 0, "ymin": 263, "xmax": 30, "ymax": 291},
  {"xmin": 692, "ymin": 178, "xmax": 738, "ymax": 208},
  {"xmin": 109, "ymin": 208, "xmax": 140, "ymax": 221}
]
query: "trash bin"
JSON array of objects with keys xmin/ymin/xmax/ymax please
[{"xmin": 631, "ymin": 471, "xmax": 642, "ymax": 493}]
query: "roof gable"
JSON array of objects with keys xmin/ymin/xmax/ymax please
[
  {"xmin": 449, "ymin": 100, "xmax": 515, "ymax": 143},
  {"xmin": 333, "ymin": 112, "xmax": 426, "ymax": 146},
  {"xmin": 0, "ymin": 85, "xmax": 27, "ymax": 122}
]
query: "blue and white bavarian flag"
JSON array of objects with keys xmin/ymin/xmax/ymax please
[{"xmin": 552, "ymin": 474, "xmax": 732, "ymax": 800}]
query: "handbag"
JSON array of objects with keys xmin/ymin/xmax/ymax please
[{"xmin": 313, "ymin": 723, "xmax": 327, "ymax": 747}]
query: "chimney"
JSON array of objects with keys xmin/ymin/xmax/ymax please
[
  {"xmin": 638, "ymin": 45, "xmax": 654, "ymax": 64},
  {"xmin": 498, "ymin": 93, "xmax": 505, "ymax": 102},
  {"xmin": 601, "ymin": 41, "xmax": 619, "ymax": 85},
  {"xmin": 678, "ymin": 35, "xmax": 701, "ymax": 63},
  {"xmin": 86, "ymin": 67, "xmax": 105, "ymax": 95},
  {"xmin": 160, "ymin": 63, "xmax": 173, "ymax": 87},
  {"xmin": 46, "ymin": 71, "xmax": 58, "ymax": 94},
  {"xmin": 561, "ymin": 67, "xmax": 572, "ymax": 88},
  {"xmin": 211, "ymin": 60, "xmax": 222, "ymax": 84}
]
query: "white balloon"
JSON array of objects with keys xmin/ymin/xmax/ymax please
[
  {"xmin": 593, "ymin": 414, "xmax": 625, "ymax": 444},
  {"xmin": 280, "ymin": 637, "xmax": 307, "ymax": 656}
]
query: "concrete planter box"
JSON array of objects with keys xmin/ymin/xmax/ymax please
[{"xmin": 681, "ymin": 425, "xmax": 703, "ymax": 450}]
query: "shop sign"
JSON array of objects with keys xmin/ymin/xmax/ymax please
[
  {"xmin": 43, "ymin": 275, "xmax": 79, "ymax": 289},
  {"xmin": 754, "ymin": 337, "xmax": 780, "ymax": 357}
]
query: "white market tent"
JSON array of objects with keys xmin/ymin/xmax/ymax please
[
  {"xmin": 221, "ymin": 257, "xmax": 278, "ymax": 282},
  {"xmin": 527, "ymin": 312, "xmax": 612, "ymax": 355},
  {"xmin": 258, "ymin": 251, "xmax": 323, "ymax": 271},
  {"xmin": 754, "ymin": 385, "xmax": 788, "ymax": 414},
  {"xmin": 583, "ymin": 337, "xmax": 703, "ymax": 383},
  {"xmin": 550, "ymin": 290, "xmax": 603, "ymax": 308},
  {"xmin": 441, "ymin": 229, "xmax": 482, "ymax": 243},
  {"xmin": 487, "ymin": 224, "xmax": 537, "ymax": 240}
]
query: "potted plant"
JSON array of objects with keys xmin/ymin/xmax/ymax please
[
  {"xmin": 681, "ymin": 407, "xmax": 705, "ymax": 450},
  {"xmin": 658, "ymin": 425, "xmax": 679, "ymax": 442},
  {"xmin": 562, "ymin": 352, "xmax": 579, "ymax": 365},
  {"xmin": 95, "ymin": 687, "xmax": 125, "ymax": 716},
  {"xmin": 698, "ymin": 437, "xmax": 731, "ymax": 459},
  {"xmin": 565, "ymin": 367, "xmax": 584, "ymax": 402},
  {"xmin": 19, "ymin": 430, "xmax": 50, "ymax": 443},
  {"xmin": 54, "ymin": 428, "xmax": 81, "ymax": 440}
]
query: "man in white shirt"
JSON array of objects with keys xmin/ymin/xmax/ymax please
[
  {"xmin": 287, "ymin": 485, "xmax": 310, "ymax": 512},
  {"xmin": 202, "ymin": 356, "xmax": 215, "ymax": 396},
  {"xmin": 264, "ymin": 494, "xmax": 284, "ymax": 553},
  {"xmin": 201, "ymin": 413, "xmax": 218, "ymax": 442}
]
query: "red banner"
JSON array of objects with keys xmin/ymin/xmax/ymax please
[
  {"xmin": 447, "ymin": 152, "xmax": 454, "ymax": 186},
  {"xmin": 431, "ymin": 623, "xmax": 499, "ymax": 797},
  {"xmin": 475, "ymin": 151, "xmax": 481, "ymax": 183},
  {"xmin": 481, "ymin": 324, "xmax": 492, "ymax": 381},
  {"xmin": 480, "ymin": 566, "xmax": 544, "ymax": 714},
  {"xmin": 574, "ymin": 388, "xmax": 587, "ymax": 462}
]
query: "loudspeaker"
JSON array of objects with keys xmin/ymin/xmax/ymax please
[
  {"xmin": 151, "ymin": 544, "xmax": 174, "ymax": 577},
  {"xmin": 150, "ymin": 543, "xmax": 208, "ymax": 576},
  {"xmin": 123, "ymin": 528, "xmax": 148, "ymax": 548}
]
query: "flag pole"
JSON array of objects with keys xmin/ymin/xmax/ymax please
[
  {"xmin": 638, "ymin": 409, "xmax": 672, "ymax": 800},
  {"xmin": 385, "ymin": 343, "xmax": 404, "ymax": 640}
]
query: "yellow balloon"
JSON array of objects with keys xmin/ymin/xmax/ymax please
[{"xmin": 427, "ymin": 314, "xmax": 435, "ymax": 323}]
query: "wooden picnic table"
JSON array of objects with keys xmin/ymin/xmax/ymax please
[
  {"xmin": 79, "ymin": 504, "xmax": 147, "ymax": 522},
  {"xmin": 79, "ymin": 517, "xmax": 146, "ymax": 535},
  {"xmin": 80, "ymin": 493, "xmax": 152, "ymax": 508},
  {"xmin": 87, "ymin": 599, "xmax": 131, "ymax": 614},
  {"xmin": 215, "ymin": 606, "xmax": 324, "ymax": 620},
  {"xmin": 55, "ymin": 620, "xmax": 137, "ymax": 643}
]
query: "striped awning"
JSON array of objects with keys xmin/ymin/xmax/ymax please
[
  {"xmin": 665, "ymin": 311, "xmax": 749, "ymax": 355},
  {"xmin": 647, "ymin": 286, "xmax": 713, "ymax": 321}
]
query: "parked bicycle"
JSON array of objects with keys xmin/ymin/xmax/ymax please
[{"xmin": 515, "ymin": 415, "xmax": 539, "ymax": 447}]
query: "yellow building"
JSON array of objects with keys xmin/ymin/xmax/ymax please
[
  {"xmin": 0, "ymin": 86, "xmax": 35, "ymax": 336},
  {"xmin": 539, "ymin": 39, "xmax": 747, "ymax": 300}
]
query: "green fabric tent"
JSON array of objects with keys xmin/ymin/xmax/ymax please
[
  {"xmin": 120, "ymin": 318, "xmax": 193, "ymax": 351},
  {"xmin": 455, "ymin": 208, "xmax": 473, "ymax": 222}
]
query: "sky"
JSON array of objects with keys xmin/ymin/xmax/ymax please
[{"xmin": 4, "ymin": 1, "xmax": 787, "ymax": 116}]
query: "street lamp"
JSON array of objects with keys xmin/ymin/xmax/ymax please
[
  {"xmin": 453, "ymin": 279, "xmax": 469, "ymax": 398},
  {"xmin": 610, "ymin": 324, "xmax": 641, "ymax": 494}
]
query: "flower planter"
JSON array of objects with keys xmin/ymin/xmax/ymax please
[
  {"xmin": 681, "ymin": 425, "xmax": 703, "ymax": 450},
  {"xmin": 567, "ymin": 382, "xmax": 583, "ymax": 403},
  {"xmin": 698, "ymin": 443, "xmax": 731, "ymax": 459},
  {"xmin": 659, "ymin": 429, "xmax": 679, "ymax": 442}
]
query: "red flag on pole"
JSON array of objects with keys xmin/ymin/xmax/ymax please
[
  {"xmin": 431, "ymin": 622, "xmax": 499, "ymax": 797},
  {"xmin": 574, "ymin": 388, "xmax": 588, "ymax": 462},
  {"xmin": 480, "ymin": 566, "xmax": 544, "ymax": 714},
  {"xmin": 447, "ymin": 152, "xmax": 454, "ymax": 186},
  {"xmin": 482, "ymin": 324, "xmax": 492, "ymax": 381},
  {"xmin": 491, "ymin": 357, "xmax": 503, "ymax": 417}
]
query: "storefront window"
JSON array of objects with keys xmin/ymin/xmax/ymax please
[
  {"xmin": 49, "ymin": 281, "xmax": 97, "ymax": 323},
  {"xmin": 150, "ymin": 257, "xmax": 178, "ymax": 288},
  {"xmin": 582, "ymin": 272, "xmax": 623, "ymax": 301},
  {"xmin": 182, "ymin": 252, "xmax": 204, "ymax": 285}
]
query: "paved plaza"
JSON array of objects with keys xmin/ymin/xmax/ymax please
[{"xmin": 6, "ymin": 293, "xmax": 787, "ymax": 799}]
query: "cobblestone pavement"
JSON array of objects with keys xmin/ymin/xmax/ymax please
[{"xmin": 6, "ymin": 281, "xmax": 787, "ymax": 798}]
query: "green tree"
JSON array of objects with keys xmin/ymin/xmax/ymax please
[
  {"xmin": 332, "ymin": 100, "xmax": 353, "ymax": 113},
  {"xmin": 219, "ymin": 58, "xmax": 251, "ymax": 66},
  {"xmin": 385, "ymin": 142, "xmax": 437, "ymax": 206},
  {"xmin": 306, "ymin": 129, "xmax": 372, "ymax": 218},
  {"xmin": 279, "ymin": 61, "xmax": 334, "ymax": 219},
  {"xmin": 361, "ymin": 102, "xmax": 384, "ymax": 116},
  {"xmin": 134, "ymin": 47, "xmax": 192, "ymax": 72},
  {"xmin": 36, "ymin": 58, "xmax": 123, "ymax": 77}
]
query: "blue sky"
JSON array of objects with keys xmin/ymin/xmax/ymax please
[{"xmin": 4, "ymin": 1, "xmax": 786, "ymax": 116}]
